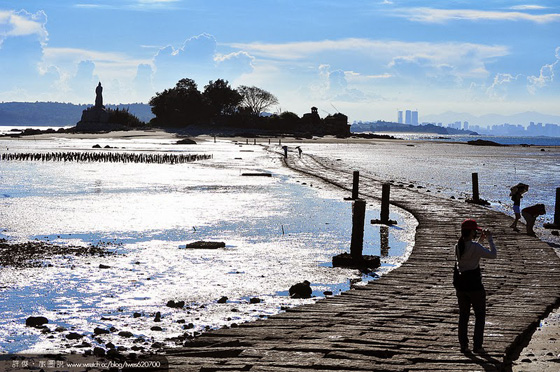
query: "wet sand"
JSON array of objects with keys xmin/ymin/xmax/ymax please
[{"xmin": 3, "ymin": 128, "xmax": 560, "ymax": 368}]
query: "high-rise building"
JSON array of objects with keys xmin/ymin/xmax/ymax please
[
  {"xmin": 411, "ymin": 110, "xmax": 418, "ymax": 125},
  {"xmin": 397, "ymin": 110, "xmax": 403, "ymax": 124},
  {"xmin": 405, "ymin": 110, "xmax": 412, "ymax": 125},
  {"xmin": 463, "ymin": 121, "xmax": 469, "ymax": 130}
]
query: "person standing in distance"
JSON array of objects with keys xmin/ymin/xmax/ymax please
[{"xmin": 453, "ymin": 219, "xmax": 497, "ymax": 354}]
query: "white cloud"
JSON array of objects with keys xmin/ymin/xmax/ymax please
[
  {"xmin": 0, "ymin": 10, "xmax": 48, "ymax": 46},
  {"xmin": 510, "ymin": 5, "xmax": 547, "ymax": 10},
  {"xmin": 396, "ymin": 7, "xmax": 560, "ymax": 24}
]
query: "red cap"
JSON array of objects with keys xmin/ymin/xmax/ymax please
[{"xmin": 462, "ymin": 219, "xmax": 482, "ymax": 231}]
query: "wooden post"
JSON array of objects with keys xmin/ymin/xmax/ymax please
[
  {"xmin": 268, "ymin": 139, "xmax": 271, "ymax": 145},
  {"xmin": 350, "ymin": 200, "xmax": 366, "ymax": 259},
  {"xmin": 213, "ymin": 136, "xmax": 216, "ymax": 143},
  {"xmin": 472, "ymin": 173, "xmax": 480, "ymax": 202},
  {"xmin": 246, "ymin": 139, "xmax": 249, "ymax": 145},
  {"xmin": 555, "ymin": 187, "xmax": 560, "ymax": 226},
  {"xmin": 279, "ymin": 139, "xmax": 282, "ymax": 146},
  {"xmin": 253, "ymin": 139, "xmax": 256, "ymax": 145},
  {"xmin": 380, "ymin": 183, "xmax": 390, "ymax": 223},
  {"xmin": 352, "ymin": 171, "xmax": 359, "ymax": 199}
]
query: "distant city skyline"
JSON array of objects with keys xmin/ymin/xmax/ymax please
[{"xmin": 1, "ymin": 1, "xmax": 559, "ymax": 123}]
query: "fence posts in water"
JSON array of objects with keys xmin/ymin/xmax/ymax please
[
  {"xmin": 371, "ymin": 183, "xmax": 397, "ymax": 225},
  {"xmin": 544, "ymin": 187, "xmax": 560, "ymax": 229},
  {"xmin": 472, "ymin": 173, "xmax": 480, "ymax": 203},
  {"xmin": 352, "ymin": 171, "xmax": 360, "ymax": 200},
  {"xmin": 350, "ymin": 199, "xmax": 366, "ymax": 259}
]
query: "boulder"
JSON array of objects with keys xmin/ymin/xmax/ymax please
[
  {"xmin": 25, "ymin": 316, "xmax": 48, "ymax": 328},
  {"xmin": 289, "ymin": 281, "xmax": 312, "ymax": 299}
]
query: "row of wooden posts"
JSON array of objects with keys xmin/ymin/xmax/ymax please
[
  {"xmin": 0, "ymin": 151, "xmax": 213, "ymax": 165},
  {"xmin": 349, "ymin": 171, "xmax": 560, "ymax": 258}
]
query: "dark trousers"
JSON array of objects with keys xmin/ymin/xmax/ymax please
[{"xmin": 456, "ymin": 289, "xmax": 486, "ymax": 349}]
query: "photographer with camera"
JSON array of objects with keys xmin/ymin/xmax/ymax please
[{"xmin": 453, "ymin": 219, "xmax": 497, "ymax": 354}]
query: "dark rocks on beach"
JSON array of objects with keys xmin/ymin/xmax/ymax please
[
  {"xmin": 167, "ymin": 300, "xmax": 185, "ymax": 308},
  {"xmin": 118, "ymin": 331, "xmax": 134, "ymax": 338},
  {"xmin": 151, "ymin": 326, "xmax": 163, "ymax": 331},
  {"xmin": 92, "ymin": 144, "xmax": 102, "ymax": 148},
  {"xmin": 25, "ymin": 316, "xmax": 49, "ymax": 328},
  {"xmin": 133, "ymin": 312, "xmax": 142, "ymax": 318},
  {"xmin": 217, "ymin": 296, "xmax": 228, "ymax": 304},
  {"xmin": 154, "ymin": 312, "xmax": 162, "ymax": 322},
  {"xmin": 250, "ymin": 297, "xmax": 261, "ymax": 304},
  {"xmin": 94, "ymin": 327, "xmax": 110, "ymax": 335},
  {"xmin": 289, "ymin": 281, "xmax": 313, "ymax": 299},
  {"xmin": 176, "ymin": 138, "xmax": 197, "ymax": 145},
  {"xmin": 99, "ymin": 264, "xmax": 111, "ymax": 269},
  {"xmin": 66, "ymin": 332, "xmax": 83, "ymax": 340},
  {"xmin": 93, "ymin": 347, "xmax": 106, "ymax": 357},
  {"xmin": 185, "ymin": 241, "xmax": 226, "ymax": 249}
]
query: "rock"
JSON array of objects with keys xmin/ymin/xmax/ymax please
[
  {"xmin": 55, "ymin": 326, "xmax": 67, "ymax": 332},
  {"xmin": 106, "ymin": 349, "xmax": 121, "ymax": 359},
  {"xmin": 150, "ymin": 326, "xmax": 163, "ymax": 331},
  {"xmin": 176, "ymin": 138, "xmax": 197, "ymax": 145},
  {"xmin": 154, "ymin": 312, "xmax": 162, "ymax": 322},
  {"xmin": 25, "ymin": 316, "xmax": 48, "ymax": 328},
  {"xmin": 289, "ymin": 280, "xmax": 312, "ymax": 299},
  {"xmin": 152, "ymin": 342, "xmax": 164, "ymax": 349},
  {"xmin": 323, "ymin": 291, "xmax": 333, "ymax": 296},
  {"xmin": 166, "ymin": 300, "xmax": 185, "ymax": 309},
  {"xmin": 92, "ymin": 144, "xmax": 102, "ymax": 148},
  {"xmin": 93, "ymin": 347, "xmax": 106, "ymax": 357},
  {"xmin": 66, "ymin": 332, "xmax": 83, "ymax": 340},
  {"xmin": 94, "ymin": 327, "xmax": 110, "ymax": 335},
  {"xmin": 184, "ymin": 241, "xmax": 226, "ymax": 249},
  {"xmin": 249, "ymin": 297, "xmax": 261, "ymax": 304},
  {"xmin": 217, "ymin": 296, "xmax": 228, "ymax": 304},
  {"xmin": 99, "ymin": 264, "xmax": 111, "ymax": 269},
  {"xmin": 183, "ymin": 323, "xmax": 194, "ymax": 330},
  {"xmin": 133, "ymin": 312, "xmax": 141, "ymax": 318},
  {"xmin": 106, "ymin": 342, "xmax": 116, "ymax": 349},
  {"xmin": 467, "ymin": 139, "xmax": 505, "ymax": 146},
  {"xmin": 118, "ymin": 331, "xmax": 134, "ymax": 338}
]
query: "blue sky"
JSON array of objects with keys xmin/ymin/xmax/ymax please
[{"xmin": 1, "ymin": 1, "xmax": 559, "ymax": 122}]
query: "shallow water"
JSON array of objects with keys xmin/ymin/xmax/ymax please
[
  {"xmin": 0, "ymin": 137, "xmax": 415, "ymax": 354},
  {"xmin": 290, "ymin": 139, "xmax": 559, "ymax": 226}
]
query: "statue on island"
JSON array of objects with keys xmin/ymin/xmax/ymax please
[{"xmin": 95, "ymin": 82, "xmax": 104, "ymax": 108}]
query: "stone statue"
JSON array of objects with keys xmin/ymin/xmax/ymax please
[{"xmin": 95, "ymin": 82, "xmax": 103, "ymax": 108}]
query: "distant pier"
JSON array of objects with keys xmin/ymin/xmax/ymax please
[{"xmin": 166, "ymin": 149, "xmax": 560, "ymax": 371}]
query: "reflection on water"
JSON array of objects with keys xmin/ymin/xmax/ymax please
[
  {"xmin": 380, "ymin": 226, "xmax": 390, "ymax": 257},
  {"xmin": 0, "ymin": 138, "xmax": 416, "ymax": 354}
]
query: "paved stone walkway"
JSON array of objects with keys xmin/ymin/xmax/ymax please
[{"xmin": 167, "ymin": 151, "xmax": 560, "ymax": 371}]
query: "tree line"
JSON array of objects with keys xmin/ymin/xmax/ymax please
[{"xmin": 149, "ymin": 78, "xmax": 279, "ymax": 129}]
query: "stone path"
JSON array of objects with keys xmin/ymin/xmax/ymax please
[{"xmin": 167, "ymin": 151, "xmax": 560, "ymax": 371}]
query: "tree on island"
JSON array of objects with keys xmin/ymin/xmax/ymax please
[
  {"xmin": 149, "ymin": 78, "xmax": 204, "ymax": 127},
  {"xmin": 203, "ymin": 79, "xmax": 242, "ymax": 117},
  {"xmin": 237, "ymin": 86, "xmax": 279, "ymax": 116}
]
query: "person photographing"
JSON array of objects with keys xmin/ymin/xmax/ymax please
[{"xmin": 453, "ymin": 219, "xmax": 497, "ymax": 354}]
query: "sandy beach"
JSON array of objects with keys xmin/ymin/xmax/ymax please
[{"xmin": 1, "ymin": 128, "xmax": 559, "ymax": 369}]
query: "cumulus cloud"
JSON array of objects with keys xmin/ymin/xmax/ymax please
[
  {"xmin": 395, "ymin": 7, "xmax": 560, "ymax": 24},
  {"xmin": 0, "ymin": 9, "xmax": 48, "ymax": 46},
  {"xmin": 152, "ymin": 34, "xmax": 254, "ymax": 91}
]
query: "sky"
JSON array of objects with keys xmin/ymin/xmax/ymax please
[{"xmin": 1, "ymin": 0, "xmax": 559, "ymax": 123}]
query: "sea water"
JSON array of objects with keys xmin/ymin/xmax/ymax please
[{"xmin": 0, "ymin": 135, "xmax": 415, "ymax": 354}]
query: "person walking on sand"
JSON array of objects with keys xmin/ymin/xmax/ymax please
[
  {"xmin": 296, "ymin": 146, "xmax": 302, "ymax": 158},
  {"xmin": 509, "ymin": 183, "xmax": 529, "ymax": 232},
  {"xmin": 282, "ymin": 145, "xmax": 288, "ymax": 158},
  {"xmin": 521, "ymin": 203, "xmax": 546, "ymax": 236},
  {"xmin": 453, "ymin": 219, "xmax": 497, "ymax": 354}
]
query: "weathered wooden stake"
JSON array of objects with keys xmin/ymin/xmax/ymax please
[
  {"xmin": 554, "ymin": 188, "xmax": 560, "ymax": 226},
  {"xmin": 472, "ymin": 173, "xmax": 480, "ymax": 203},
  {"xmin": 253, "ymin": 139, "xmax": 256, "ymax": 145},
  {"xmin": 380, "ymin": 183, "xmax": 391, "ymax": 223},
  {"xmin": 352, "ymin": 171, "xmax": 359, "ymax": 199},
  {"xmin": 350, "ymin": 199, "xmax": 366, "ymax": 259},
  {"xmin": 213, "ymin": 136, "xmax": 216, "ymax": 143},
  {"xmin": 268, "ymin": 139, "xmax": 271, "ymax": 145},
  {"xmin": 246, "ymin": 139, "xmax": 249, "ymax": 145},
  {"xmin": 279, "ymin": 139, "xmax": 282, "ymax": 146}
]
